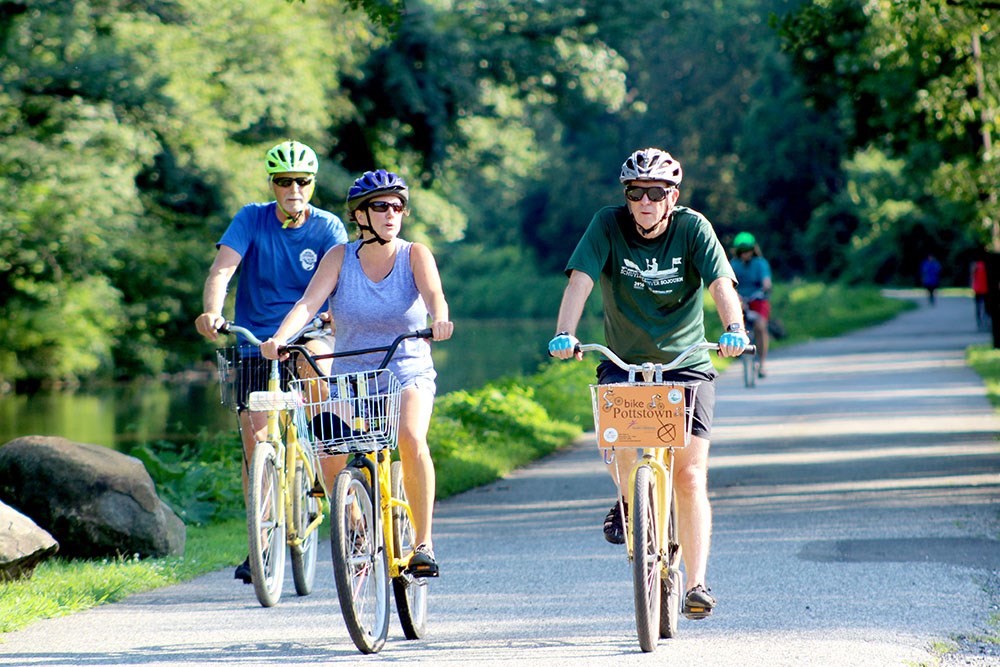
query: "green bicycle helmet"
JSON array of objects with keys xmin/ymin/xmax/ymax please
[
  {"xmin": 265, "ymin": 140, "xmax": 319, "ymax": 175},
  {"xmin": 733, "ymin": 231, "xmax": 756, "ymax": 251}
]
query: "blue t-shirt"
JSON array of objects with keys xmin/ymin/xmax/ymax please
[
  {"xmin": 731, "ymin": 255, "xmax": 771, "ymax": 302},
  {"xmin": 219, "ymin": 202, "xmax": 348, "ymax": 341}
]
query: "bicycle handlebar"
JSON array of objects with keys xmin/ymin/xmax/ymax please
[
  {"xmin": 217, "ymin": 317, "xmax": 327, "ymax": 348},
  {"xmin": 577, "ymin": 341, "xmax": 756, "ymax": 382}
]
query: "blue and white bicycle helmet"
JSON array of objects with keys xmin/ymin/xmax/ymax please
[{"xmin": 346, "ymin": 169, "xmax": 409, "ymax": 212}]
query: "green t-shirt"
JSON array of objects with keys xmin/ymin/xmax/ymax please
[{"xmin": 566, "ymin": 205, "xmax": 735, "ymax": 372}]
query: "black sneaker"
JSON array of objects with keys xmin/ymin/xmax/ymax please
[
  {"xmin": 603, "ymin": 500, "xmax": 627, "ymax": 545},
  {"xmin": 406, "ymin": 543, "xmax": 439, "ymax": 578},
  {"xmin": 683, "ymin": 584, "xmax": 715, "ymax": 619},
  {"xmin": 234, "ymin": 556, "xmax": 252, "ymax": 584}
]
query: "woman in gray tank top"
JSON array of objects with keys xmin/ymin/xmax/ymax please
[{"xmin": 261, "ymin": 169, "xmax": 454, "ymax": 578}]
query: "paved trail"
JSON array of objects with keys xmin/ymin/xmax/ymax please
[{"xmin": 2, "ymin": 293, "xmax": 998, "ymax": 666}]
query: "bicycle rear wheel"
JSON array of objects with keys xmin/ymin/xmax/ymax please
[
  {"xmin": 247, "ymin": 441, "xmax": 286, "ymax": 607},
  {"xmin": 390, "ymin": 460, "xmax": 428, "ymax": 639},
  {"xmin": 631, "ymin": 464, "xmax": 660, "ymax": 653},
  {"xmin": 331, "ymin": 466, "xmax": 390, "ymax": 654},
  {"xmin": 290, "ymin": 456, "xmax": 319, "ymax": 596},
  {"xmin": 659, "ymin": 491, "xmax": 682, "ymax": 639}
]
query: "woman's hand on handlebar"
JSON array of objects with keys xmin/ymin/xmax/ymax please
[
  {"xmin": 260, "ymin": 338, "xmax": 289, "ymax": 361},
  {"xmin": 431, "ymin": 320, "xmax": 454, "ymax": 342},
  {"xmin": 548, "ymin": 332, "xmax": 582, "ymax": 361}
]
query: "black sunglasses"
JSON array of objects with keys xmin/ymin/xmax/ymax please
[
  {"xmin": 272, "ymin": 176, "xmax": 314, "ymax": 188},
  {"xmin": 367, "ymin": 200, "xmax": 406, "ymax": 214},
  {"xmin": 624, "ymin": 185, "xmax": 675, "ymax": 202}
]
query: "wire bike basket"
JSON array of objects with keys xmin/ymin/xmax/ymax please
[
  {"xmin": 589, "ymin": 381, "xmax": 701, "ymax": 451},
  {"xmin": 291, "ymin": 368, "xmax": 402, "ymax": 456},
  {"xmin": 216, "ymin": 345, "xmax": 296, "ymax": 413}
]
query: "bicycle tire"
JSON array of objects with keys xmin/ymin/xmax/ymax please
[
  {"xmin": 631, "ymin": 464, "xmax": 660, "ymax": 653},
  {"xmin": 390, "ymin": 460, "xmax": 428, "ymax": 639},
  {"xmin": 247, "ymin": 441, "xmax": 286, "ymax": 607},
  {"xmin": 659, "ymin": 490, "xmax": 682, "ymax": 639},
  {"xmin": 743, "ymin": 353, "xmax": 756, "ymax": 388},
  {"xmin": 743, "ymin": 329, "xmax": 757, "ymax": 388},
  {"xmin": 290, "ymin": 457, "xmax": 319, "ymax": 596},
  {"xmin": 331, "ymin": 466, "xmax": 390, "ymax": 654}
]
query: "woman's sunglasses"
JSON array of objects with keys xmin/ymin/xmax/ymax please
[
  {"xmin": 624, "ymin": 185, "xmax": 675, "ymax": 202},
  {"xmin": 272, "ymin": 177, "xmax": 314, "ymax": 188},
  {"xmin": 367, "ymin": 200, "xmax": 407, "ymax": 214}
]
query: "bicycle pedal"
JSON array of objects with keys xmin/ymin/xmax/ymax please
[
  {"xmin": 407, "ymin": 563, "xmax": 440, "ymax": 579},
  {"xmin": 308, "ymin": 480, "xmax": 326, "ymax": 497},
  {"xmin": 682, "ymin": 607, "xmax": 711, "ymax": 620}
]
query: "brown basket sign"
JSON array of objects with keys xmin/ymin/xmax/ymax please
[{"xmin": 591, "ymin": 384, "xmax": 688, "ymax": 449}]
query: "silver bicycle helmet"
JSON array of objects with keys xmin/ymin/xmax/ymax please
[{"xmin": 619, "ymin": 148, "xmax": 683, "ymax": 185}]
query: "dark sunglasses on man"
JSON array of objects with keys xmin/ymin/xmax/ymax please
[
  {"xmin": 624, "ymin": 185, "xmax": 676, "ymax": 202},
  {"xmin": 272, "ymin": 176, "xmax": 314, "ymax": 188}
]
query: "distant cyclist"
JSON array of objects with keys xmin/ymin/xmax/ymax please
[{"xmin": 730, "ymin": 232, "xmax": 772, "ymax": 378}]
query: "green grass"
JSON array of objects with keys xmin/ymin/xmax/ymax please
[
  {"xmin": 0, "ymin": 519, "xmax": 246, "ymax": 633},
  {"xmin": 0, "ymin": 281, "xmax": 923, "ymax": 634},
  {"xmin": 968, "ymin": 344, "xmax": 1000, "ymax": 408}
]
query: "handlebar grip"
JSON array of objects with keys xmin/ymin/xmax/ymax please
[
  {"xmin": 745, "ymin": 344, "xmax": 757, "ymax": 355},
  {"xmin": 217, "ymin": 322, "xmax": 231, "ymax": 335},
  {"xmin": 414, "ymin": 328, "xmax": 433, "ymax": 339}
]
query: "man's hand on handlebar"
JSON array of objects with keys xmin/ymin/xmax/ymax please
[
  {"xmin": 195, "ymin": 312, "xmax": 226, "ymax": 341},
  {"xmin": 548, "ymin": 332, "xmax": 582, "ymax": 361},
  {"xmin": 717, "ymin": 331, "xmax": 750, "ymax": 358}
]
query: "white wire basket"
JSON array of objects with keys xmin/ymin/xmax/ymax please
[
  {"xmin": 290, "ymin": 368, "xmax": 402, "ymax": 456},
  {"xmin": 215, "ymin": 345, "xmax": 295, "ymax": 413}
]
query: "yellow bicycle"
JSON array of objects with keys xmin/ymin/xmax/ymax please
[
  {"xmin": 290, "ymin": 329, "xmax": 435, "ymax": 654},
  {"xmin": 581, "ymin": 340, "xmax": 753, "ymax": 652},
  {"xmin": 217, "ymin": 322, "xmax": 327, "ymax": 607}
]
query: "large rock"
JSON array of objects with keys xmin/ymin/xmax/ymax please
[
  {"xmin": 0, "ymin": 436, "xmax": 185, "ymax": 559},
  {"xmin": 0, "ymin": 499, "xmax": 59, "ymax": 581}
]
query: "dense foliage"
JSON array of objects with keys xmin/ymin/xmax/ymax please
[{"xmin": 0, "ymin": 0, "xmax": 994, "ymax": 385}]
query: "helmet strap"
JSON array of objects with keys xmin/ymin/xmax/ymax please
[
  {"xmin": 277, "ymin": 202, "xmax": 305, "ymax": 229},
  {"xmin": 632, "ymin": 208, "xmax": 673, "ymax": 237}
]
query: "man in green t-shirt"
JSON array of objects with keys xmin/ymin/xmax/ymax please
[{"xmin": 548, "ymin": 147, "xmax": 750, "ymax": 620}]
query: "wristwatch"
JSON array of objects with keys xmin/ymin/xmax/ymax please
[{"xmin": 725, "ymin": 323, "xmax": 745, "ymax": 333}]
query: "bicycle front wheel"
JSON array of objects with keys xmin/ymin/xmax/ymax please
[
  {"xmin": 390, "ymin": 460, "xmax": 428, "ymax": 639},
  {"xmin": 743, "ymin": 352, "xmax": 756, "ymax": 388},
  {"xmin": 331, "ymin": 466, "xmax": 390, "ymax": 654},
  {"xmin": 247, "ymin": 441, "xmax": 286, "ymax": 607},
  {"xmin": 631, "ymin": 464, "xmax": 660, "ymax": 653},
  {"xmin": 290, "ymin": 456, "xmax": 319, "ymax": 596}
]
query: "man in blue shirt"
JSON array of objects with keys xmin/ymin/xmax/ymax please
[{"xmin": 195, "ymin": 140, "xmax": 348, "ymax": 583}]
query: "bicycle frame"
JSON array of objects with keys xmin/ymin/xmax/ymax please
[
  {"xmin": 342, "ymin": 449, "xmax": 415, "ymax": 578},
  {"xmin": 232, "ymin": 325, "xmax": 326, "ymax": 548}
]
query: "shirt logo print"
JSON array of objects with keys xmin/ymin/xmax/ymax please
[{"xmin": 300, "ymin": 248, "xmax": 318, "ymax": 271}]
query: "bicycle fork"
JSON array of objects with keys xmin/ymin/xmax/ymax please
[{"xmin": 625, "ymin": 450, "xmax": 675, "ymax": 571}]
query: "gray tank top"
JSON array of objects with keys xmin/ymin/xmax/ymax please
[{"xmin": 328, "ymin": 240, "xmax": 435, "ymax": 387}]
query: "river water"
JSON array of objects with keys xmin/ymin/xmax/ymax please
[{"xmin": 0, "ymin": 319, "xmax": 604, "ymax": 450}]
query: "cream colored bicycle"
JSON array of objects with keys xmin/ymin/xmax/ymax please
[
  {"xmin": 216, "ymin": 322, "xmax": 327, "ymax": 607},
  {"xmin": 583, "ymin": 340, "xmax": 753, "ymax": 651}
]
